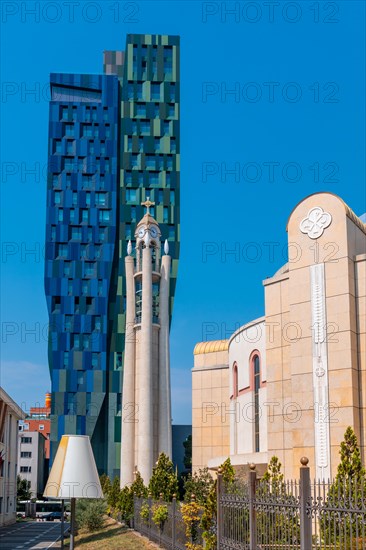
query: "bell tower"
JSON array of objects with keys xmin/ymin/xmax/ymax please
[{"xmin": 120, "ymin": 199, "xmax": 172, "ymax": 486}]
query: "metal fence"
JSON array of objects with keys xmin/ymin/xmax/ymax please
[
  {"xmin": 133, "ymin": 495, "xmax": 204, "ymax": 550},
  {"xmin": 217, "ymin": 458, "xmax": 366, "ymax": 550}
]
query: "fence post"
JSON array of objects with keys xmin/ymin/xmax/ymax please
[
  {"xmin": 300, "ymin": 457, "xmax": 312, "ymax": 550},
  {"xmin": 216, "ymin": 467, "xmax": 223, "ymax": 550},
  {"xmin": 172, "ymin": 494, "xmax": 176, "ymax": 550},
  {"xmin": 249, "ymin": 463, "xmax": 257, "ymax": 550}
]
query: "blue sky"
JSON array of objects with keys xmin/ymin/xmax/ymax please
[{"xmin": 1, "ymin": 1, "xmax": 365, "ymax": 422}]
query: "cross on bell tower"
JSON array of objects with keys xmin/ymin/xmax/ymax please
[{"xmin": 141, "ymin": 198, "xmax": 155, "ymax": 214}]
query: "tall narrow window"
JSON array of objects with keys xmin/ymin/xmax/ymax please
[
  {"xmin": 233, "ymin": 363, "xmax": 238, "ymax": 399},
  {"xmin": 253, "ymin": 355, "xmax": 260, "ymax": 452}
]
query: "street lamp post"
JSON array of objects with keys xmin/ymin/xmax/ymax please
[{"xmin": 43, "ymin": 435, "xmax": 103, "ymax": 550}]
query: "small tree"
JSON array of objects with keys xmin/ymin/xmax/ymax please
[
  {"xmin": 99, "ymin": 473, "xmax": 111, "ymax": 497},
  {"xmin": 201, "ymin": 458, "xmax": 235, "ymax": 550},
  {"xmin": 148, "ymin": 453, "xmax": 179, "ymax": 501},
  {"xmin": 320, "ymin": 427, "xmax": 366, "ymax": 545},
  {"xmin": 258, "ymin": 456, "xmax": 300, "ymax": 545},
  {"xmin": 130, "ymin": 471, "xmax": 148, "ymax": 498},
  {"xmin": 76, "ymin": 499, "xmax": 106, "ymax": 532},
  {"xmin": 183, "ymin": 467, "xmax": 214, "ymax": 504},
  {"xmin": 17, "ymin": 475, "xmax": 32, "ymax": 501},
  {"xmin": 183, "ymin": 435, "xmax": 192, "ymax": 470},
  {"xmin": 107, "ymin": 476, "xmax": 121, "ymax": 516}
]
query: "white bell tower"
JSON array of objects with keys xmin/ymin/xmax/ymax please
[{"xmin": 120, "ymin": 199, "xmax": 172, "ymax": 487}]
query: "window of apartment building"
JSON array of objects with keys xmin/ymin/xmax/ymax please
[
  {"xmin": 23, "ymin": 423, "xmax": 29, "ymax": 430},
  {"xmin": 98, "ymin": 280, "xmax": 103, "ymax": 296},
  {"xmin": 58, "ymin": 244, "xmax": 68, "ymax": 259},
  {"xmin": 65, "ymin": 124, "xmax": 74, "ymax": 137},
  {"xmin": 150, "ymin": 173, "xmax": 160, "ymax": 186},
  {"xmin": 54, "ymin": 191, "xmax": 61, "ymax": 205},
  {"xmin": 20, "ymin": 435, "xmax": 32, "ymax": 443},
  {"xmin": 99, "ymin": 210, "xmax": 111, "ymax": 224},
  {"xmin": 61, "ymin": 106, "xmax": 68, "ymax": 120},
  {"xmin": 163, "ymin": 207, "xmax": 169, "ymax": 223},
  {"xmin": 52, "ymin": 174, "xmax": 60, "ymax": 187},
  {"xmin": 95, "ymin": 193, "xmax": 106, "ymax": 206},
  {"xmin": 83, "ymin": 125, "xmax": 93, "ymax": 138},
  {"xmin": 151, "ymin": 83, "xmax": 160, "ymax": 101},
  {"xmin": 21, "ymin": 451, "xmax": 32, "ymax": 458},
  {"xmin": 71, "ymin": 227, "xmax": 82, "ymax": 240},
  {"xmin": 20, "ymin": 466, "xmax": 31, "ymax": 473},
  {"xmin": 126, "ymin": 189, "xmax": 137, "ymax": 203},
  {"xmin": 169, "ymin": 82, "xmax": 176, "ymax": 102},
  {"xmin": 66, "ymin": 141, "xmax": 74, "ymax": 155},
  {"xmin": 39, "ymin": 425, "xmax": 44, "ymax": 431},
  {"xmin": 140, "ymin": 120, "xmax": 150, "ymax": 135},
  {"xmin": 131, "ymin": 154, "xmax": 139, "ymax": 169}
]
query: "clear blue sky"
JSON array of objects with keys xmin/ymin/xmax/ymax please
[{"xmin": 1, "ymin": 1, "xmax": 365, "ymax": 422}]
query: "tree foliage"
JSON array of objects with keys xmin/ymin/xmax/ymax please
[
  {"xmin": 99, "ymin": 473, "xmax": 111, "ymax": 497},
  {"xmin": 17, "ymin": 475, "xmax": 32, "ymax": 501},
  {"xmin": 107, "ymin": 476, "xmax": 121, "ymax": 515},
  {"xmin": 183, "ymin": 467, "xmax": 214, "ymax": 504},
  {"xmin": 320, "ymin": 427, "xmax": 366, "ymax": 546},
  {"xmin": 257, "ymin": 456, "xmax": 300, "ymax": 545},
  {"xmin": 201, "ymin": 458, "xmax": 235, "ymax": 550},
  {"xmin": 131, "ymin": 471, "xmax": 148, "ymax": 498},
  {"xmin": 148, "ymin": 453, "xmax": 179, "ymax": 501},
  {"xmin": 183, "ymin": 435, "xmax": 192, "ymax": 470},
  {"xmin": 76, "ymin": 499, "xmax": 106, "ymax": 532}
]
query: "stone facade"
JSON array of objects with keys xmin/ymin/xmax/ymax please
[{"xmin": 192, "ymin": 193, "xmax": 366, "ymax": 480}]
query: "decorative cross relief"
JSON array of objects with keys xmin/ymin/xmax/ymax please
[
  {"xmin": 310, "ymin": 263, "xmax": 331, "ymax": 481},
  {"xmin": 300, "ymin": 207, "xmax": 332, "ymax": 239}
]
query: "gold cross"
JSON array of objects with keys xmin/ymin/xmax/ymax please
[{"xmin": 141, "ymin": 197, "xmax": 155, "ymax": 214}]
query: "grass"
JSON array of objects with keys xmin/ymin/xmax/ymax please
[{"xmin": 63, "ymin": 517, "xmax": 157, "ymax": 549}]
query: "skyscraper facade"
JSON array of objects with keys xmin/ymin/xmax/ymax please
[{"xmin": 45, "ymin": 34, "xmax": 180, "ymax": 478}]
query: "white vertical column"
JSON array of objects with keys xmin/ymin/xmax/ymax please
[
  {"xmin": 310, "ymin": 262, "xmax": 331, "ymax": 481},
  {"xmin": 138, "ymin": 243, "xmax": 154, "ymax": 483},
  {"xmin": 158, "ymin": 253, "xmax": 172, "ymax": 457},
  {"xmin": 120, "ymin": 255, "xmax": 135, "ymax": 488}
]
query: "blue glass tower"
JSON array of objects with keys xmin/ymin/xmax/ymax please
[{"xmin": 45, "ymin": 35, "xmax": 180, "ymax": 478}]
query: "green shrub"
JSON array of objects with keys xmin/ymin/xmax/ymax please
[
  {"xmin": 151, "ymin": 503, "xmax": 168, "ymax": 527},
  {"xmin": 140, "ymin": 502, "xmax": 150, "ymax": 523},
  {"xmin": 76, "ymin": 499, "xmax": 106, "ymax": 532}
]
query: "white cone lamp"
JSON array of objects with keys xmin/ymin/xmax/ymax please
[{"xmin": 44, "ymin": 435, "xmax": 103, "ymax": 549}]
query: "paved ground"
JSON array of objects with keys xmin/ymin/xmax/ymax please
[{"xmin": 0, "ymin": 521, "xmax": 69, "ymax": 549}]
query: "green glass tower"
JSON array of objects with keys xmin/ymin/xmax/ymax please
[{"xmin": 46, "ymin": 34, "xmax": 180, "ymax": 478}]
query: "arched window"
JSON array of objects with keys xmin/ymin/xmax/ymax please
[
  {"xmin": 253, "ymin": 355, "xmax": 260, "ymax": 452},
  {"xmin": 233, "ymin": 363, "xmax": 238, "ymax": 399}
]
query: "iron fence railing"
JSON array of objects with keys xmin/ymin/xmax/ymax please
[
  {"xmin": 133, "ymin": 459, "xmax": 365, "ymax": 550},
  {"xmin": 133, "ymin": 495, "xmax": 204, "ymax": 550},
  {"xmin": 217, "ymin": 458, "xmax": 366, "ymax": 550}
]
